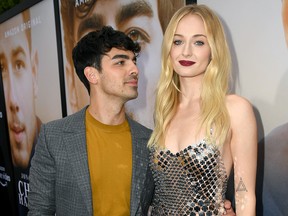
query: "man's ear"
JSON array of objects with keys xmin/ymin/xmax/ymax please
[
  {"xmin": 84, "ymin": 66, "xmax": 98, "ymax": 84},
  {"xmin": 32, "ymin": 49, "xmax": 39, "ymax": 98}
]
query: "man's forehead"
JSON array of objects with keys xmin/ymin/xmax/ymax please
[
  {"xmin": 105, "ymin": 47, "xmax": 135, "ymax": 59},
  {"xmin": 0, "ymin": 15, "xmax": 24, "ymax": 38},
  {"xmin": 0, "ymin": 35, "xmax": 30, "ymax": 56}
]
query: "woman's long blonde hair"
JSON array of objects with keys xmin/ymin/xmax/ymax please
[{"xmin": 148, "ymin": 4, "xmax": 231, "ymax": 149}]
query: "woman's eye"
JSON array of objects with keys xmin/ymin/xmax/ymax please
[
  {"xmin": 195, "ymin": 41, "xmax": 204, "ymax": 46},
  {"xmin": 173, "ymin": 40, "xmax": 183, "ymax": 45},
  {"xmin": 126, "ymin": 28, "xmax": 150, "ymax": 47}
]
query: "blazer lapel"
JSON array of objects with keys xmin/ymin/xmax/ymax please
[
  {"xmin": 63, "ymin": 107, "xmax": 92, "ymax": 215},
  {"xmin": 128, "ymin": 118, "xmax": 150, "ymax": 216}
]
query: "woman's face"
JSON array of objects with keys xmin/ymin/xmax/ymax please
[{"xmin": 170, "ymin": 14, "xmax": 211, "ymax": 79}]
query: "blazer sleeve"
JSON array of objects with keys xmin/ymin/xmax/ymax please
[
  {"xmin": 28, "ymin": 124, "xmax": 56, "ymax": 216},
  {"xmin": 140, "ymin": 163, "xmax": 155, "ymax": 216}
]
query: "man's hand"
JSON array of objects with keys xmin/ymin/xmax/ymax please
[{"xmin": 223, "ymin": 199, "xmax": 236, "ymax": 216}]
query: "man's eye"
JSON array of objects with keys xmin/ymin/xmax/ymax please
[
  {"xmin": 15, "ymin": 60, "xmax": 25, "ymax": 72},
  {"xmin": 116, "ymin": 60, "xmax": 125, "ymax": 65},
  {"xmin": 0, "ymin": 63, "xmax": 7, "ymax": 75},
  {"xmin": 0, "ymin": 60, "xmax": 8, "ymax": 79},
  {"xmin": 126, "ymin": 28, "xmax": 150, "ymax": 46}
]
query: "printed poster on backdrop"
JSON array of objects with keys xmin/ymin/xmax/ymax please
[
  {"xmin": 0, "ymin": 0, "xmax": 63, "ymax": 215},
  {"xmin": 58, "ymin": 0, "xmax": 195, "ymax": 129},
  {"xmin": 0, "ymin": 73, "xmax": 17, "ymax": 216}
]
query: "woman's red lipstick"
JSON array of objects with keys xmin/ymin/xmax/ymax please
[{"xmin": 179, "ymin": 60, "xmax": 195, "ymax": 66}]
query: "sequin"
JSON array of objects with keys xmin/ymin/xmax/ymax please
[{"xmin": 150, "ymin": 139, "xmax": 228, "ymax": 215}]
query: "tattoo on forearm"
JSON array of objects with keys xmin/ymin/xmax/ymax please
[
  {"xmin": 235, "ymin": 177, "xmax": 248, "ymax": 211},
  {"xmin": 236, "ymin": 177, "xmax": 248, "ymax": 192}
]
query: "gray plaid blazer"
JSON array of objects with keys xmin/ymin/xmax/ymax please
[{"xmin": 28, "ymin": 106, "xmax": 152, "ymax": 216}]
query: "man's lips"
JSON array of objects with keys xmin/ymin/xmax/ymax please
[
  {"xmin": 179, "ymin": 60, "xmax": 195, "ymax": 66},
  {"xmin": 125, "ymin": 79, "xmax": 138, "ymax": 86},
  {"xmin": 10, "ymin": 122, "xmax": 25, "ymax": 144},
  {"xmin": 11, "ymin": 122, "xmax": 24, "ymax": 133}
]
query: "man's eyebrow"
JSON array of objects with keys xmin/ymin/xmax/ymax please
[
  {"xmin": 110, "ymin": 54, "xmax": 137, "ymax": 62},
  {"xmin": 77, "ymin": 14, "xmax": 104, "ymax": 40},
  {"xmin": 116, "ymin": 0, "xmax": 153, "ymax": 26},
  {"xmin": 12, "ymin": 46, "xmax": 26, "ymax": 58},
  {"xmin": 111, "ymin": 54, "xmax": 130, "ymax": 60}
]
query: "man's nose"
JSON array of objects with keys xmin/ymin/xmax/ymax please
[
  {"xmin": 130, "ymin": 62, "xmax": 139, "ymax": 76},
  {"xmin": 6, "ymin": 67, "xmax": 19, "ymax": 113}
]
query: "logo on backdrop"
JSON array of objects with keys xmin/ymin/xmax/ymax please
[
  {"xmin": 0, "ymin": 166, "xmax": 11, "ymax": 187},
  {"xmin": 18, "ymin": 173, "xmax": 29, "ymax": 207},
  {"xmin": 4, "ymin": 16, "xmax": 42, "ymax": 38},
  {"xmin": 75, "ymin": 0, "xmax": 92, "ymax": 7}
]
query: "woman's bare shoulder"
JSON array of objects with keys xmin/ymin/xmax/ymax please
[
  {"xmin": 225, "ymin": 94, "xmax": 255, "ymax": 125},
  {"xmin": 226, "ymin": 94, "xmax": 253, "ymax": 112}
]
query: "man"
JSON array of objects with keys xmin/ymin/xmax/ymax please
[
  {"xmin": 60, "ymin": 0, "xmax": 186, "ymax": 129},
  {"xmin": 0, "ymin": 9, "xmax": 40, "ymax": 170},
  {"xmin": 28, "ymin": 26, "xmax": 151, "ymax": 216},
  {"xmin": 261, "ymin": 2, "xmax": 288, "ymax": 214},
  {"xmin": 262, "ymin": 122, "xmax": 288, "ymax": 215},
  {"xmin": 28, "ymin": 26, "xmax": 235, "ymax": 216},
  {"xmin": 0, "ymin": 8, "xmax": 41, "ymax": 215}
]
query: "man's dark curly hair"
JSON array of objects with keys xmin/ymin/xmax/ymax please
[{"xmin": 72, "ymin": 26, "xmax": 141, "ymax": 94}]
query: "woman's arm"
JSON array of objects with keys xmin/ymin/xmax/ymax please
[{"xmin": 228, "ymin": 95, "xmax": 257, "ymax": 216}]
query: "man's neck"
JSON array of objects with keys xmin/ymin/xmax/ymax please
[{"xmin": 87, "ymin": 104, "xmax": 126, "ymax": 125}]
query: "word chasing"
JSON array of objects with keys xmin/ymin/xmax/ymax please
[
  {"xmin": 75, "ymin": 0, "xmax": 91, "ymax": 7},
  {"xmin": 4, "ymin": 16, "xmax": 41, "ymax": 38}
]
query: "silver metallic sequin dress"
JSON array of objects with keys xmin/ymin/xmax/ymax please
[{"xmin": 150, "ymin": 139, "xmax": 228, "ymax": 216}]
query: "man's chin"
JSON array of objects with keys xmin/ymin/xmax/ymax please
[{"xmin": 127, "ymin": 94, "xmax": 138, "ymax": 101}]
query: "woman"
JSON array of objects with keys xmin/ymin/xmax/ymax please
[{"xmin": 143, "ymin": 4, "xmax": 257, "ymax": 216}]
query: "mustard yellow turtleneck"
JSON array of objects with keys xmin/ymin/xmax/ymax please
[{"xmin": 86, "ymin": 110, "xmax": 132, "ymax": 216}]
